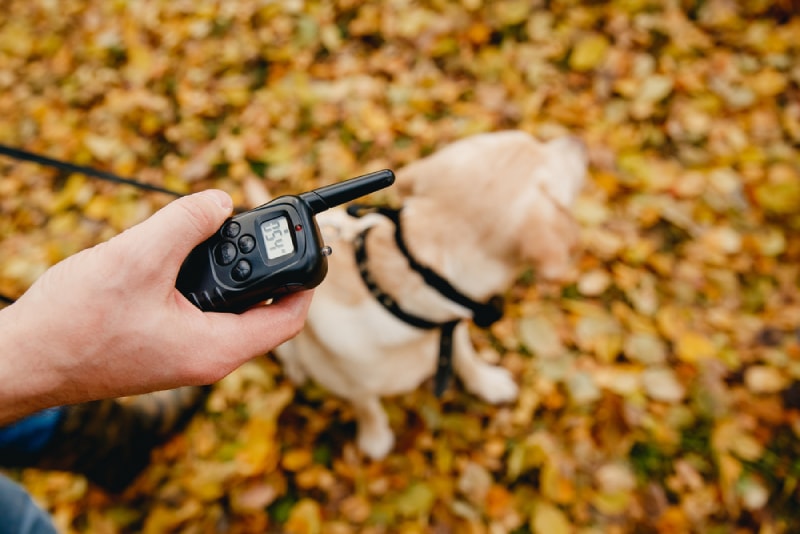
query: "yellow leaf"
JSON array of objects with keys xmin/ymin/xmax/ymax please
[
  {"xmin": 518, "ymin": 314, "xmax": 564, "ymax": 358},
  {"xmin": 718, "ymin": 453, "xmax": 742, "ymax": 509},
  {"xmin": 675, "ymin": 332, "xmax": 715, "ymax": 363},
  {"xmin": 636, "ymin": 75, "xmax": 674, "ymax": 103},
  {"xmin": 642, "ymin": 367, "xmax": 686, "ymax": 403},
  {"xmin": 541, "ymin": 461, "xmax": 576, "ymax": 505},
  {"xmin": 235, "ymin": 417, "xmax": 278, "ymax": 476},
  {"xmin": 570, "ymin": 33, "xmax": 610, "ymax": 71},
  {"xmin": 143, "ymin": 501, "xmax": 203, "ymax": 534},
  {"xmin": 744, "ymin": 365, "xmax": 788, "ymax": 394},
  {"xmin": 592, "ymin": 489, "xmax": 634, "ymax": 515},
  {"xmin": 492, "ymin": 0, "xmax": 532, "ymax": 25},
  {"xmin": 750, "ymin": 68, "xmax": 788, "ymax": 97},
  {"xmin": 531, "ymin": 500, "xmax": 571, "ymax": 534},
  {"xmin": 281, "ymin": 448, "xmax": 313, "ymax": 472},
  {"xmin": 574, "ymin": 314, "xmax": 624, "ymax": 364},
  {"xmin": 285, "ymin": 499, "xmax": 322, "ymax": 534},
  {"xmin": 754, "ymin": 179, "xmax": 800, "ymax": 215}
]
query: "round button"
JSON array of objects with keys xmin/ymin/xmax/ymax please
[
  {"xmin": 238, "ymin": 234, "xmax": 256, "ymax": 254},
  {"xmin": 222, "ymin": 221, "xmax": 241, "ymax": 238},
  {"xmin": 214, "ymin": 242, "xmax": 237, "ymax": 266},
  {"xmin": 231, "ymin": 259, "xmax": 252, "ymax": 281}
]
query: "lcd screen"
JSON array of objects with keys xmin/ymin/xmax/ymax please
[{"xmin": 260, "ymin": 216, "xmax": 294, "ymax": 260}]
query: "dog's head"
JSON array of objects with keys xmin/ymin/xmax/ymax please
[{"xmin": 395, "ymin": 130, "xmax": 587, "ymax": 281}]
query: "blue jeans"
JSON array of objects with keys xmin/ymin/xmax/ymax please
[
  {"xmin": 0, "ymin": 407, "xmax": 64, "ymax": 456},
  {"xmin": 0, "ymin": 409, "xmax": 65, "ymax": 533},
  {"xmin": 0, "ymin": 474, "xmax": 57, "ymax": 534}
]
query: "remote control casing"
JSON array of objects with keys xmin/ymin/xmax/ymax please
[{"xmin": 176, "ymin": 195, "xmax": 326, "ymax": 313}]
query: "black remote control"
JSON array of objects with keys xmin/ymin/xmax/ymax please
[{"xmin": 177, "ymin": 169, "xmax": 395, "ymax": 313}]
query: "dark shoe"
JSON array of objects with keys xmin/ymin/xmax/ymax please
[{"xmin": 1, "ymin": 386, "xmax": 209, "ymax": 493}]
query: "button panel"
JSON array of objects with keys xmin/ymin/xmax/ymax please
[{"xmin": 214, "ymin": 224, "xmax": 272, "ymax": 285}]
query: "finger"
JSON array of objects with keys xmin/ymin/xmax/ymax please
[
  {"xmin": 121, "ymin": 190, "xmax": 234, "ymax": 273},
  {"xmin": 206, "ymin": 290, "xmax": 313, "ymax": 363}
]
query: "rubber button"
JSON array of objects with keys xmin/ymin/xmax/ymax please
[
  {"xmin": 215, "ymin": 242, "xmax": 237, "ymax": 266},
  {"xmin": 238, "ymin": 234, "xmax": 256, "ymax": 254},
  {"xmin": 231, "ymin": 259, "xmax": 252, "ymax": 281},
  {"xmin": 222, "ymin": 221, "xmax": 241, "ymax": 238}
]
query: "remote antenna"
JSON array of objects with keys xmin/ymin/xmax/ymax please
[{"xmin": 300, "ymin": 169, "xmax": 395, "ymax": 215}]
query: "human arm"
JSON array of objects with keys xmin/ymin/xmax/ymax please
[{"xmin": 0, "ymin": 190, "xmax": 312, "ymax": 424}]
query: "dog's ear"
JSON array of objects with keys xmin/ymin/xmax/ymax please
[
  {"xmin": 518, "ymin": 198, "xmax": 581, "ymax": 282},
  {"xmin": 392, "ymin": 132, "xmax": 519, "ymax": 199},
  {"xmin": 392, "ymin": 165, "xmax": 419, "ymax": 198}
]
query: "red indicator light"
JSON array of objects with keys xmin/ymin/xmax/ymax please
[{"xmin": 295, "ymin": 224, "xmax": 303, "ymax": 231}]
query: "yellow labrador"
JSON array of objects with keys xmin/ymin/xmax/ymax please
[{"xmin": 274, "ymin": 130, "xmax": 587, "ymax": 459}]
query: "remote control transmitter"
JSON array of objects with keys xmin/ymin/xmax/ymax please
[{"xmin": 177, "ymin": 169, "xmax": 395, "ymax": 313}]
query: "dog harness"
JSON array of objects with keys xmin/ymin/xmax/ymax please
[{"xmin": 347, "ymin": 204, "xmax": 504, "ymax": 396}]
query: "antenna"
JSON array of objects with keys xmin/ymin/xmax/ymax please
[{"xmin": 299, "ymin": 169, "xmax": 395, "ymax": 214}]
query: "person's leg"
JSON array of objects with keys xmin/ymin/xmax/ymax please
[
  {"xmin": 0, "ymin": 474, "xmax": 58, "ymax": 534},
  {"xmin": 0, "ymin": 407, "xmax": 66, "ymax": 459},
  {"xmin": 0, "ymin": 386, "xmax": 209, "ymax": 493}
]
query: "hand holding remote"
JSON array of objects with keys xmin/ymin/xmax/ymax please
[{"xmin": 0, "ymin": 190, "xmax": 313, "ymax": 424}]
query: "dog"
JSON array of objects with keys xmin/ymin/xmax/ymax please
[{"xmin": 274, "ymin": 130, "xmax": 588, "ymax": 459}]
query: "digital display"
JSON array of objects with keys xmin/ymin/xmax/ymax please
[{"xmin": 260, "ymin": 216, "xmax": 295, "ymax": 260}]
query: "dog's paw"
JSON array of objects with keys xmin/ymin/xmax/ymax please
[
  {"xmin": 466, "ymin": 364, "xmax": 519, "ymax": 405},
  {"xmin": 357, "ymin": 423, "xmax": 395, "ymax": 460},
  {"xmin": 281, "ymin": 357, "xmax": 308, "ymax": 385}
]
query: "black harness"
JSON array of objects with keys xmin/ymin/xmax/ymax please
[{"xmin": 347, "ymin": 204, "xmax": 504, "ymax": 396}]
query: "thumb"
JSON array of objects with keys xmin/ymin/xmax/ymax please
[{"xmin": 124, "ymin": 190, "xmax": 234, "ymax": 272}]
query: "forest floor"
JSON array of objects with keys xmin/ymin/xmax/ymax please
[{"xmin": 1, "ymin": 1, "xmax": 800, "ymax": 532}]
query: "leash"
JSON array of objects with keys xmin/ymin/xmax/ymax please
[
  {"xmin": 0, "ymin": 143, "xmax": 187, "ymax": 306},
  {"xmin": 348, "ymin": 204, "xmax": 504, "ymax": 396},
  {"xmin": 0, "ymin": 144, "xmax": 184, "ymax": 198}
]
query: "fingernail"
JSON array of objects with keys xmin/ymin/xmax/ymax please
[{"xmin": 207, "ymin": 190, "xmax": 233, "ymax": 212}]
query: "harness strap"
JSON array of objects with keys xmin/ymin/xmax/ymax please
[
  {"xmin": 353, "ymin": 224, "xmax": 458, "ymax": 396},
  {"xmin": 349, "ymin": 204, "xmax": 506, "ymax": 397},
  {"xmin": 353, "ymin": 228, "xmax": 442, "ymax": 331},
  {"xmin": 347, "ymin": 204, "xmax": 504, "ymax": 328},
  {"xmin": 435, "ymin": 320, "xmax": 458, "ymax": 396}
]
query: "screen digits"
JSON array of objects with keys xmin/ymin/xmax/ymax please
[{"xmin": 261, "ymin": 216, "xmax": 295, "ymax": 260}]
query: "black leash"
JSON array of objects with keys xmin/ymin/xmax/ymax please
[
  {"xmin": 0, "ymin": 143, "xmax": 187, "ymax": 306},
  {"xmin": 0, "ymin": 144, "xmax": 183, "ymax": 198}
]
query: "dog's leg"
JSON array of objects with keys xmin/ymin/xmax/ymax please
[
  {"xmin": 351, "ymin": 396, "xmax": 394, "ymax": 460},
  {"xmin": 452, "ymin": 322, "xmax": 519, "ymax": 404},
  {"xmin": 272, "ymin": 338, "xmax": 308, "ymax": 385}
]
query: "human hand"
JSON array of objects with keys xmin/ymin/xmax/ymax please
[{"xmin": 0, "ymin": 190, "xmax": 313, "ymax": 423}]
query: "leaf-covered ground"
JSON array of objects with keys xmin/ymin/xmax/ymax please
[{"xmin": 2, "ymin": 1, "xmax": 800, "ymax": 532}]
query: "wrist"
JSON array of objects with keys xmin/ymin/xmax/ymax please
[{"xmin": 0, "ymin": 302, "xmax": 67, "ymax": 424}]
